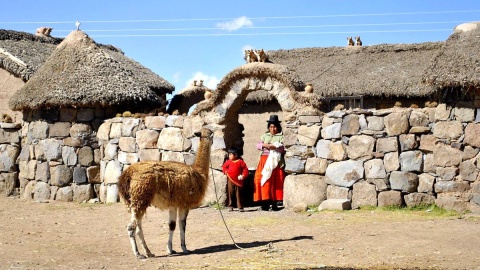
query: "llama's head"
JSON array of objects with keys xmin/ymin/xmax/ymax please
[{"xmin": 194, "ymin": 128, "xmax": 213, "ymax": 140}]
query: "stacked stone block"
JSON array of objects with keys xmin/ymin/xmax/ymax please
[
  {"xmin": 7, "ymin": 103, "xmax": 480, "ymax": 213},
  {"xmin": 96, "ymin": 114, "xmax": 228, "ymax": 205},
  {"xmin": 284, "ymin": 105, "xmax": 480, "ymax": 213},
  {"xmin": 0, "ymin": 122, "xmax": 21, "ymax": 196},
  {"xmin": 16, "ymin": 108, "xmax": 103, "ymax": 202}
]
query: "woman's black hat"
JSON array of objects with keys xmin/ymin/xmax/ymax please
[{"xmin": 266, "ymin": 114, "xmax": 281, "ymax": 124}]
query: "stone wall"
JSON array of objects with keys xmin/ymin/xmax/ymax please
[
  {"xmin": 11, "ymin": 108, "xmax": 106, "ymax": 203},
  {"xmin": 92, "ymin": 104, "xmax": 480, "ymax": 213},
  {"xmin": 4, "ymin": 103, "xmax": 480, "ymax": 213},
  {"xmin": 96, "ymin": 114, "xmax": 229, "ymax": 205},
  {"xmin": 283, "ymin": 104, "xmax": 480, "ymax": 213},
  {"xmin": 0, "ymin": 122, "xmax": 21, "ymax": 196}
]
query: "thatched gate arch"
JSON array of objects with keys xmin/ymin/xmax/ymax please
[{"xmin": 192, "ymin": 62, "xmax": 321, "ymax": 168}]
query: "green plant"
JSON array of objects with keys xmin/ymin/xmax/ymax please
[
  {"xmin": 306, "ymin": 204, "xmax": 319, "ymax": 213},
  {"xmin": 417, "ymin": 204, "xmax": 462, "ymax": 217},
  {"xmin": 376, "ymin": 204, "xmax": 460, "ymax": 218},
  {"xmin": 209, "ymin": 202, "xmax": 225, "ymax": 210},
  {"xmin": 357, "ymin": 205, "xmax": 376, "ymax": 211}
]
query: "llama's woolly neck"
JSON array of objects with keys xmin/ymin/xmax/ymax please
[{"xmin": 193, "ymin": 135, "xmax": 211, "ymax": 176}]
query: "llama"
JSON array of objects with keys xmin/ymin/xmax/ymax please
[
  {"xmin": 254, "ymin": 49, "xmax": 269, "ymax": 62},
  {"xmin": 244, "ymin": 49, "xmax": 269, "ymax": 63},
  {"xmin": 35, "ymin": 27, "xmax": 53, "ymax": 37},
  {"xmin": 244, "ymin": 49, "xmax": 252, "ymax": 63},
  {"xmin": 355, "ymin": 36, "xmax": 362, "ymax": 46},
  {"xmin": 347, "ymin": 36, "xmax": 355, "ymax": 46},
  {"xmin": 245, "ymin": 49, "xmax": 258, "ymax": 63},
  {"xmin": 1, "ymin": 113, "xmax": 13, "ymax": 123},
  {"xmin": 118, "ymin": 127, "xmax": 213, "ymax": 259}
]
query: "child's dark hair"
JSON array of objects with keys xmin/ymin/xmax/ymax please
[{"xmin": 227, "ymin": 147, "xmax": 240, "ymax": 156}]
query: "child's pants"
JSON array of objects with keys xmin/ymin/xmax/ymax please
[{"xmin": 227, "ymin": 180, "xmax": 243, "ymax": 209}]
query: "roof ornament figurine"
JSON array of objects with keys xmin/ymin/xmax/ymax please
[{"xmin": 75, "ymin": 21, "xmax": 81, "ymax": 31}]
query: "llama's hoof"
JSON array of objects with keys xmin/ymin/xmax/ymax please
[
  {"xmin": 181, "ymin": 250, "xmax": 190, "ymax": 255},
  {"xmin": 146, "ymin": 252, "xmax": 155, "ymax": 258},
  {"xmin": 136, "ymin": 254, "xmax": 147, "ymax": 259},
  {"xmin": 167, "ymin": 250, "xmax": 176, "ymax": 256}
]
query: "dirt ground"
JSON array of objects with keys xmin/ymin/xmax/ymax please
[{"xmin": 0, "ymin": 196, "xmax": 479, "ymax": 270}]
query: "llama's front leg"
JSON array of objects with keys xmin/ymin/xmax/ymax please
[
  {"xmin": 167, "ymin": 207, "xmax": 177, "ymax": 255},
  {"xmin": 178, "ymin": 208, "xmax": 190, "ymax": 254},
  {"xmin": 127, "ymin": 211, "xmax": 144, "ymax": 259},
  {"xmin": 136, "ymin": 219, "xmax": 155, "ymax": 258}
]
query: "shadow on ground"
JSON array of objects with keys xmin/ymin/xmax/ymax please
[
  {"xmin": 153, "ymin": 235, "xmax": 313, "ymax": 258},
  {"xmin": 191, "ymin": 235, "xmax": 314, "ymax": 254}
]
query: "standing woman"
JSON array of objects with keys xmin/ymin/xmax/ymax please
[{"xmin": 253, "ymin": 115, "xmax": 286, "ymax": 211}]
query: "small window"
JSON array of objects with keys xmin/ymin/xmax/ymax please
[
  {"xmin": 439, "ymin": 87, "xmax": 474, "ymax": 104},
  {"xmin": 324, "ymin": 96, "xmax": 363, "ymax": 111}
]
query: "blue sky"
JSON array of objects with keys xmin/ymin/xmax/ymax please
[{"xmin": 2, "ymin": 0, "xmax": 480, "ymax": 99}]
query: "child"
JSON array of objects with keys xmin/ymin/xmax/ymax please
[{"xmin": 222, "ymin": 147, "xmax": 249, "ymax": 212}]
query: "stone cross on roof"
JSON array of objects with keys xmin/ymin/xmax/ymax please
[{"xmin": 75, "ymin": 21, "xmax": 81, "ymax": 31}]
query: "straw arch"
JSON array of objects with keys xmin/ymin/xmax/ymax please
[
  {"xmin": 192, "ymin": 62, "xmax": 321, "ymax": 117},
  {"xmin": 191, "ymin": 62, "xmax": 321, "ymax": 173}
]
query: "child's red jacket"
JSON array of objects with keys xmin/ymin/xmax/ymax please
[{"xmin": 222, "ymin": 159, "xmax": 249, "ymax": 187}]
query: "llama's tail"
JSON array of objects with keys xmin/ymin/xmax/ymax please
[{"xmin": 118, "ymin": 167, "xmax": 132, "ymax": 206}]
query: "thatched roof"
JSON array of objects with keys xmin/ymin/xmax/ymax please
[
  {"xmin": 423, "ymin": 22, "xmax": 480, "ymax": 88},
  {"xmin": 9, "ymin": 30, "xmax": 174, "ymax": 111},
  {"xmin": 267, "ymin": 42, "xmax": 443, "ymax": 98},
  {"xmin": 167, "ymin": 84, "xmax": 212, "ymax": 114},
  {"xmin": 0, "ymin": 29, "xmax": 61, "ymax": 81}
]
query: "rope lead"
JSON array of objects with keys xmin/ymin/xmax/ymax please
[{"xmin": 209, "ymin": 157, "xmax": 276, "ymax": 253}]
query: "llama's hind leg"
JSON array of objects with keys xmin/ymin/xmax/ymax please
[
  {"xmin": 178, "ymin": 208, "xmax": 190, "ymax": 254},
  {"xmin": 167, "ymin": 207, "xmax": 177, "ymax": 255},
  {"xmin": 136, "ymin": 218, "xmax": 155, "ymax": 258},
  {"xmin": 127, "ymin": 210, "xmax": 148, "ymax": 259}
]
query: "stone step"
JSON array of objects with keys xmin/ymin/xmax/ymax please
[{"xmin": 319, "ymin": 199, "xmax": 352, "ymax": 211}]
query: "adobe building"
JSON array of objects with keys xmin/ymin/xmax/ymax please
[{"xmin": 0, "ymin": 30, "xmax": 62, "ymax": 122}]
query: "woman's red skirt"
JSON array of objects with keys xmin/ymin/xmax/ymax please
[{"xmin": 253, "ymin": 155, "xmax": 285, "ymax": 202}]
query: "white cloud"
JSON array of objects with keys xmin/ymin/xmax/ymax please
[
  {"xmin": 185, "ymin": 71, "xmax": 220, "ymax": 90},
  {"xmin": 216, "ymin": 16, "xmax": 253, "ymax": 32}
]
